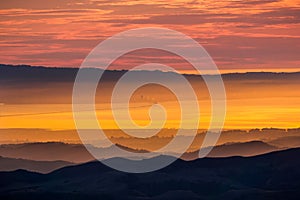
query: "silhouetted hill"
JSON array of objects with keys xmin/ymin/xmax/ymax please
[
  {"xmin": 268, "ymin": 136, "xmax": 300, "ymax": 148},
  {"xmin": 182, "ymin": 141, "xmax": 279, "ymax": 160},
  {"xmin": 0, "ymin": 141, "xmax": 281, "ymax": 164},
  {"xmin": 1, "ymin": 64, "xmax": 300, "ymax": 82},
  {"xmin": 0, "ymin": 64, "xmax": 79, "ymax": 82},
  {"xmin": 0, "ymin": 142, "xmax": 95, "ymax": 163},
  {"xmin": 0, "ymin": 156, "xmax": 73, "ymax": 173},
  {"xmin": 0, "ymin": 148, "xmax": 300, "ymax": 199},
  {"xmin": 0, "ymin": 142, "xmax": 158, "ymax": 163}
]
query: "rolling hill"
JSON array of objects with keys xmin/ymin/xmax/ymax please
[
  {"xmin": 0, "ymin": 140, "xmax": 282, "ymax": 164},
  {"xmin": 0, "ymin": 156, "xmax": 73, "ymax": 173},
  {"xmin": 0, "ymin": 148, "xmax": 300, "ymax": 199},
  {"xmin": 182, "ymin": 141, "xmax": 280, "ymax": 160}
]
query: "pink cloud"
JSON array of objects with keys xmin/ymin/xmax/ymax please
[{"xmin": 0, "ymin": 0, "xmax": 299, "ymax": 72}]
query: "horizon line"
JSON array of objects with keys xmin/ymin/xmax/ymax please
[{"xmin": 1, "ymin": 63, "xmax": 300, "ymax": 76}]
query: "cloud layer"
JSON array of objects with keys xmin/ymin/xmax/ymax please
[{"xmin": 0, "ymin": 0, "xmax": 299, "ymax": 72}]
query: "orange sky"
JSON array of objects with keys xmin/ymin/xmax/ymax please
[
  {"xmin": 0, "ymin": 0, "xmax": 299, "ymax": 72},
  {"xmin": 1, "ymin": 72, "xmax": 300, "ymax": 130},
  {"xmin": 0, "ymin": 1, "xmax": 300, "ymax": 144}
]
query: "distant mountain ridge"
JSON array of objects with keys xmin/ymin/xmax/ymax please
[
  {"xmin": 0, "ymin": 140, "xmax": 289, "ymax": 164},
  {"xmin": 0, "ymin": 156, "xmax": 73, "ymax": 173},
  {"xmin": 182, "ymin": 140, "xmax": 279, "ymax": 160},
  {"xmin": 0, "ymin": 142, "xmax": 159, "ymax": 163},
  {"xmin": 1, "ymin": 63, "xmax": 300, "ymax": 81}
]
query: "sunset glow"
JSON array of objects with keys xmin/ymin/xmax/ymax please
[{"xmin": 0, "ymin": 0, "xmax": 299, "ymax": 72}]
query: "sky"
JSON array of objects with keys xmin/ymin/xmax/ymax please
[
  {"xmin": 1, "ymin": 68, "xmax": 300, "ymax": 131},
  {"xmin": 0, "ymin": 0, "xmax": 299, "ymax": 73}
]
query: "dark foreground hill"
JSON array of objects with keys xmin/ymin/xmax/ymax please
[{"xmin": 1, "ymin": 148, "xmax": 300, "ymax": 200}]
